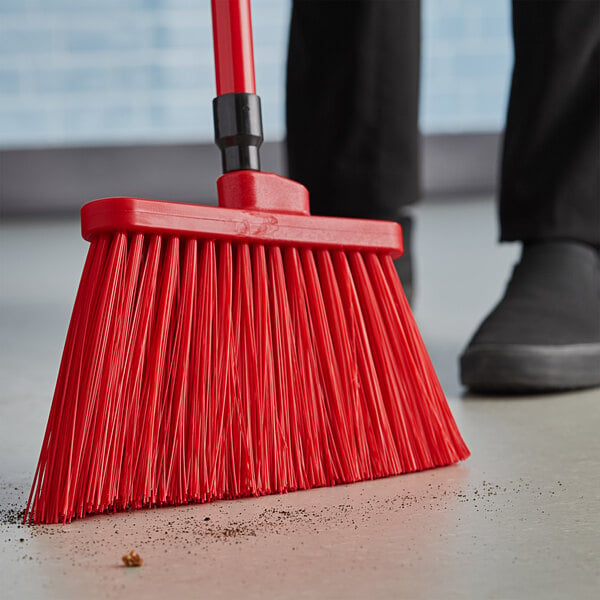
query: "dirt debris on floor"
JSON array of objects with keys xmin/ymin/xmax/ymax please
[
  {"xmin": 0, "ymin": 476, "xmax": 570, "ymax": 571},
  {"xmin": 121, "ymin": 550, "xmax": 143, "ymax": 567}
]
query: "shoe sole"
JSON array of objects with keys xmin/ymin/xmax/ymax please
[{"xmin": 460, "ymin": 343, "xmax": 600, "ymax": 393}]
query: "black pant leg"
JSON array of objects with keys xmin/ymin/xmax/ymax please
[
  {"xmin": 286, "ymin": 0, "xmax": 421, "ymax": 220},
  {"xmin": 500, "ymin": 0, "xmax": 600, "ymax": 246}
]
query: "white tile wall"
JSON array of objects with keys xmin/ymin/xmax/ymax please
[{"xmin": 0, "ymin": 0, "xmax": 512, "ymax": 148}]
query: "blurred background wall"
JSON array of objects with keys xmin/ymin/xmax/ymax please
[{"xmin": 0, "ymin": 0, "xmax": 513, "ymax": 212}]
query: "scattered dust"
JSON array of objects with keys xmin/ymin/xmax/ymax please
[
  {"xmin": 0, "ymin": 482, "xmax": 27, "ymax": 527},
  {"xmin": 0, "ymin": 476, "xmax": 571, "ymax": 572},
  {"xmin": 0, "ymin": 505, "xmax": 26, "ymax": 527}
]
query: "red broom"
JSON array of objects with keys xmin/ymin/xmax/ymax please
[{"xmin": 25, "ymin": 0, "xmax": 469, "ymax": 524}]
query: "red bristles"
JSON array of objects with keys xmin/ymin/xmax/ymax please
[{"xmin": 25, "ymin": 230, "xmax": 469, "ymax": 524}]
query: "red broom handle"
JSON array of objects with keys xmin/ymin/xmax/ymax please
[
  {"xmin": 211, "ymin": 0, "xmax": 256, "ymax": 95},
  {"xmin": 211, "ymin": 0, "xmax": 310, "ymax": 216}
]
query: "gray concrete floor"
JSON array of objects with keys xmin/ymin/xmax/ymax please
[{"xmin": 1, "ymin": 197, "xmax": 598, "ymax": 599}]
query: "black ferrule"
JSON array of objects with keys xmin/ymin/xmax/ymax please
[{"xmin": 213, "ymin": 93, "xmax": 263, "ymax": 173}]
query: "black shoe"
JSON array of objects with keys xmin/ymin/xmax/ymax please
[
  {"xmin": 460, "ymin": 241, "xmax": 600, "ymax": 393},
  {"xmin": 394, "ymin": 215, "xmax": 414, "ymax": 305}
]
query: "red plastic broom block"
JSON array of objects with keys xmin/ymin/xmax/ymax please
[
  {"xmin": 81, "ymin": 172, "xmax": 403, "ymax": 255},
  {"xmin": 24, "ymin": 170, "xmax": 469, "ymax": 524}
]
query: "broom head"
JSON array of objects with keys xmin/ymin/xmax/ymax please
[{"xmin": 25, "ymin": 170, "xmax": 469, "ymax": 524}]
